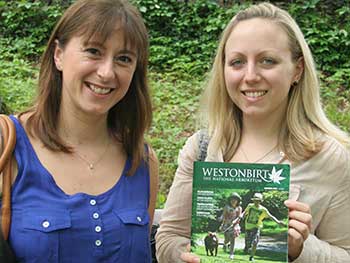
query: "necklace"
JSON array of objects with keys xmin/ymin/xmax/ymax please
[
  {"xmin": 74, "ymin": 141, "xmax": 110, "ymax": 175},
  {"xmin": 240, "ymin": 145, "xmax": 278, "ymax": 163}
]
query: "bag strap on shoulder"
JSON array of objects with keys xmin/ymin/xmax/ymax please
[
  {"xmin": 197, "ymin": 129, "xmax": 209, "ymax": 161},
  {"xmin": 0, "ymin": 114, "xmax": 16, "ymax": 241}
]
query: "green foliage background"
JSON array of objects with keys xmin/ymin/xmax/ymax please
[{"xmin": 0, "ymin": 0, "xmax": 349, "ymax": 207}]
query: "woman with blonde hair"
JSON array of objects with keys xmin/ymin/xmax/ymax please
[{"xmin": 156, "ymin": 2, "xmax": 350, "ymax": 262}]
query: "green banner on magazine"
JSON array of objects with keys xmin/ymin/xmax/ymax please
[{"xmin": 191, "ymin": 161, "xmax": 290, "ymax": 263}]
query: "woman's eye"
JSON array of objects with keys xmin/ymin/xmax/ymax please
[
  {"xmin": 85, "ymin": 48, "xmax": 100, "ymax": 56},
  {"xmin": 230, "ymin": 59, "xmax": 244, "ymax": 67},
  {"xmin": 116, "ymin": 55, "xmax": 133, "ymax": 64},
  {"xmin": 261, "ymin": 58, "xmax": 276, "ymax": 65}
]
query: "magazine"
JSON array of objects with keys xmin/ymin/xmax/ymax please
[{"xmin": 191, "ymin": 161, "xmax": 290, "ymax": 263}]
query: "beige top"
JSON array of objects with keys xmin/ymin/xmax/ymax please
[{"xmin": 155, "ymin": 132, "xmax": 350, "ymax": 263}]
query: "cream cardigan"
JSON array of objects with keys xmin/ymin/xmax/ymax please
[{"xmin": 155, "ymin": 132, "xmax": 350, "ymax": 263}]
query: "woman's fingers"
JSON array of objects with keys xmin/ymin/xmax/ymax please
[
  {"xmin": 285, "ymin": 200, "xmax": 312, "ymax": 228},
  {"xmin": 180, "ymin": 252, "xmax": 200, "ymax": 263},
  {"xmin": 180, "ymin": 244, "xmax": 201, "ymax": 263},
  {"xmin": 288, "ymin": 227, "xmax": 304, "ymax": 259},
  {"xmin": 289, "ymin": 210, "xmax": 312, "ymax": 231},
  {"xmin": 285, "ymin": 200, "xmax": 310, "ymax": 213},
  {"xmin": 289, "ymin": 216, "xmax": 310, "ymax": 241},
  {"xmin": 285, "ymin": 200, "xmax": 312, "ymax": 260}
]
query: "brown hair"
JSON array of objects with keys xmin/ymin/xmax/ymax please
[{"xmin": 22, "ymin": 0, "xmax": 151, "ymax": 175}]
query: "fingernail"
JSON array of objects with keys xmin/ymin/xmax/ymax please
[
  {"xmin": 284, "ymin": 200, "xmax": 291, "ymax": 205},
  {"xmin": 194, "ymin": 258, "xmax": 200, "ymax": 263}
]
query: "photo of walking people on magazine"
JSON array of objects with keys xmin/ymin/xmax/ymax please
[{"xmin": 191, "ymin": 162, "xmax": 289, "ymax": 262}]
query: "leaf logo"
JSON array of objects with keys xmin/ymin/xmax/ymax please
[{"xmin": 269, "ymin": 166, "xmax": 285, "ymax": 184}]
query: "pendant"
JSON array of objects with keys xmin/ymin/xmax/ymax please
[{"xmin": 89, "ymin": 164, "xmax": 94, "ymax": 170}]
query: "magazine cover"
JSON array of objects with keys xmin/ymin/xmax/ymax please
[{"xmin": 191, "ymin": 161, "xmax": 290, "ymax": 263}]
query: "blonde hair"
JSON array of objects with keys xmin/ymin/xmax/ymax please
[{"xmin": 200, "ymin": 2, "xmax": 349, "ymax": 163}]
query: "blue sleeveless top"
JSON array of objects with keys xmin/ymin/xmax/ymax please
[{"xmin": 8, "ymin": 116, "xmax": 151, "ymax": 263}]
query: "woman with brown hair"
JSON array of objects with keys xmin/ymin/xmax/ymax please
[{"xmin": 1, "ymin": 0, "xmax": 158, "ymax": 262}]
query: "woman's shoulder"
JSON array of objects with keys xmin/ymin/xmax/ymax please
[
  {"xmin": 172, "ymin": 131, "xmax": 204, "ymax": 178},
  {"xmin": 300, "ymin": 135, "xmax": 350, "ymax": 179},
  {"xmin": 319, "ymin": 135, "xmax": 350, "ymax": 162},
  {"xmin": 178, "ymin": 131, "xmax": 202, "ymax": 159}
]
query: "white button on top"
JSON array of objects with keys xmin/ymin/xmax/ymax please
[
  {"xmin": 95, "ymin": 226, "xmax": 102, "ymax": 233},
  {"xmin": 90, "ymin": 199, "xmax": 97, "ymax": 206},
  {"xmin": 95, "ymin": 240, "xmax": 102, "ymax": 247},
  {"xmin": 93, "ymin": 213, "xmax": 99, "ymax": 219},
  {"xmin": 136, "ymin": 216, "xmax": 142, "ymax": 222},
  {"xmin": 42, "ymin": 220, "xmax": 50, "ymax": 228}
]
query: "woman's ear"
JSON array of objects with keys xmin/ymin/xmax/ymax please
[
  {"xmin": 293, "ymin": 57, "xmax": 304, "ymax": 83},
  {"xmin": 54, "ymin": 40, "xmax": 63, "ymax": 71}
]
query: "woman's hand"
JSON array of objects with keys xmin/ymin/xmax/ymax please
[
  {"xmin": 180, "ymin": 244, "xmax": 201, "ymax": 263},
  {"xmin": 284, "ymin": 200, "xmax": 312, "ymax": 261}
]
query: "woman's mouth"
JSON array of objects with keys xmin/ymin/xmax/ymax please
[
  {"xmin": 242, "ymin": 90, "xmax": 267, "ymax": 98},
  {"xmin": 85, "ymin": 82, "xmax": 113, "ymax": 95}
]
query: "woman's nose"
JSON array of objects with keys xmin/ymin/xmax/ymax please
[
  {"xmin": 244, "ymin": 62, "xmax": 261, "ymax": 83},
  {"xmin": 97, "ymin": 59, "xmax": 115, "ymax": 81}
]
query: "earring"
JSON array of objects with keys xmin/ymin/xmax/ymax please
[
  {"xmin": 292, "ymin": 81, "xmax": 298, "ymax": 87},
  {"xmin": 55, "ymin": 63, "xmax": 62, "ymax": 71}
]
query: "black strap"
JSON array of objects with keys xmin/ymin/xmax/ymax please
[{"xmin": 0, "ymin": 229, "xmax": 17, "ymax": 262}]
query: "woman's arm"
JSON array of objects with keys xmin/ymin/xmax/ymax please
[
  {"xmin": 148, "ymin": 145, "xmax": 159, "ymax": 230},
  {"xmin": 155, "ymin": 133, "xmax": 200, "ymax": 263},
  {"xmin": 291, "ymin": 139, "xmax": 350, "ymax": 262}
]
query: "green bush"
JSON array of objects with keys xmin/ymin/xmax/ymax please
[
  {"xmin": 0, "ymin": 59, "xmax": 36, "ymax": 112},
  {"xmin": 148, "ymin": 72, "xmax": 204, "ymax": 196},
  {"xmin": 2, "ymin": 0, "xmax": 350, "ymax": 79},
  {"xmin": 289, "ymin": 0, "xmax": 350, "ymax": 76},
  {"xmin": 0, "ymin": 1, "xmax": 65, "ymax": 60},
  {"xmin": 132, "ymin": 0, "xmax": 244, "ymax": 75}
]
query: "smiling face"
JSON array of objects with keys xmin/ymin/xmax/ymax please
[
  {"xmin": 54, "ymin": 28, "xmax": 137, "ymax": 118},
  {"xmin": 224, "ymin": 18, "xmax": 303, "ymax": 121}
]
